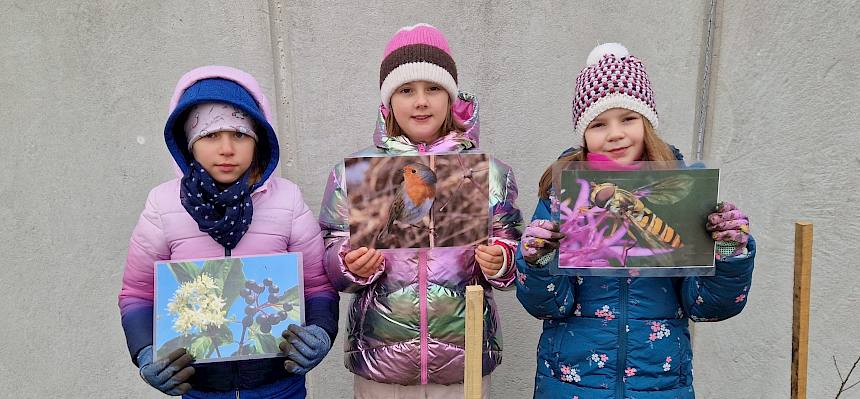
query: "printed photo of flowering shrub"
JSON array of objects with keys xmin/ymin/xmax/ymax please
[{"xmin": 154, "ymin": 253, "xmax": 304, "ymax": 363}]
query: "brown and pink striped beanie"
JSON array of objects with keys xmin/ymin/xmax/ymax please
[
  {"xmin": 379, "ymin": 23, "xmax": 458, "ymax": 107},
  {"xmin": 572, "ymin": 43, "xmax": 659, "ymax": 138}
]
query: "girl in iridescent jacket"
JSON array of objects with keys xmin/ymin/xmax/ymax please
[
  {"xmin": 318, "ymin": 24, "xmax": 523, "ymax": 398},
  {"xmin": 515, "ymin": 44, "xmax": 755, "ymax": 399}
]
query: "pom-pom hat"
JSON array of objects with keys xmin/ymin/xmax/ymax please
[
  {"xmin": 572, "ymin": 43, "xmax": 658, "ymax": 138},
  {"xmin": 379, "ymin": 23, "xmax": 458, "ymax": 107}
]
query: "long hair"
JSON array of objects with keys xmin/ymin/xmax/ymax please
[
  {"xmin": 384, "ymin": 98, "xmax": 466, "ymax": 138},
  {"xmin": 246, "ymin": 121, "xmax": 268, "ymax": 187},
  {"xmin": 247, "ymin": 151, "xmax": 263, "ymax": 187},
  {"xmin": 537, "ymin": 117, "xmax": 675, "ymax": 198}
]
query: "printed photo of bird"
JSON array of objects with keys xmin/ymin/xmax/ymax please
[{"xmin": 376, "ymin": 162, "xmax": 438, "ymax": 243}]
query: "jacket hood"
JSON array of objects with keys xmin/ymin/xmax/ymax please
[
  {"xmin": 371, "ymin": 91, "xmax": 479, "ymax": 154},
  {"xmin": 163, "ymin": 66, "xmax": 279, "ymax": 189}
]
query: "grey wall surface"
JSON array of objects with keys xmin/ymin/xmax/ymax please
[
  {"xmin": 1, "ymin": 1, "xmax": 857, "ymax": 398},
  {"xmin": 693, "ymin": 1, "xmax": 860, "ymax": 398}
]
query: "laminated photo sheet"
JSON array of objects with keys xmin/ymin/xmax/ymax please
[
  {"xmin": 153, "ymin": 253, "xmax": 304, "ymax": 363},
  {"xmin": 548, "ymin": 161, "xmax": 720, "ymax": 277},
  {"xmin": 344, "ymin": 152, "xmax": 492, "ymax": 252}
]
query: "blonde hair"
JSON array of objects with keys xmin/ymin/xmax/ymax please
[
  {"xmin": 537, "ymin": 117, "xmax": 675, "ymax": 198},
  {"xmin": 384, "ymin": 97, "xmax": 466, "ymax": 138}
]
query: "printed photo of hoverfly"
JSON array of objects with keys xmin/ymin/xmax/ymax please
[{"xmin": 553, "ymin": 165, "xmax": 719, "ymax": 277}]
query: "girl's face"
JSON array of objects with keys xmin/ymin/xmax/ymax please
[
  {"xmin": 191, "ymin": 131, "xmax": 256, "ymax": 184},
  {"xmin": 584, "ymin": 108, "xmax": 645, "ymax": 164},
  {"xmin": 390, "ymin": 80, "xmax": 449, "ymax": 144}
]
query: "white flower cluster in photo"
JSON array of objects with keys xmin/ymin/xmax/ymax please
[{"xmin": 167, "ymin": 273, "xmax": 228, "ymax": 335}]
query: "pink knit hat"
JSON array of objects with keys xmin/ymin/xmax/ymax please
[
  {"xmin": 572, "ymin": 43, "xmax": 658, "ymax": 138},
  {"xmin": 379, "ymin": 23, "xmax": 458, "ymax": 107}
]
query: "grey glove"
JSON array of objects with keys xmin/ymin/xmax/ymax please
[
  {"xmin": 137, "ymin": 345, "xmax": 195, "ymax": 396},
  {"xmin": 280, "ymin": 325, "xmax": 332, "ymax": 375}
]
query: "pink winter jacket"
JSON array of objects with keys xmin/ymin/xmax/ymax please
[{"xmin": 118, "ymin": 66, "xmax": 338, "ymax": 391}]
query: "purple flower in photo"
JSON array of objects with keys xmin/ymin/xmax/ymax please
[{"xmin": 558, "ymin": 178, "xmax": 671, "ymax": 267}]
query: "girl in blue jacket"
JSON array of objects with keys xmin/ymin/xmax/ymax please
[{"xmin": 515, "ymin": 43, "xmax": 755, "ymax": 399}]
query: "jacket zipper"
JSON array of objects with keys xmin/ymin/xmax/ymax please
[
  {"xmin": 616, "ymin": 278, "xmax": 629, "ymax": 399},
  {"xmin": 419, "ymin": 249, "xmax": 429, "ymax": 384},
  {"xmin": 235, "ymin": 390, "xmax": 240, "ymax": 399}
]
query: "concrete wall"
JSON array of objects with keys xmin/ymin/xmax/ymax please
[
  {"xmin": 693, "ymin": 1, "xmax": 860, "ymax": 397},
  {"xmin": 0, "ymin": 1, "xmax": 856, "ymax": 397}
]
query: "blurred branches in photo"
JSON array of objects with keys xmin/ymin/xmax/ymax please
[{"xmin": 346, "ymin": 154, "xmax": 490, "ymax": 249}]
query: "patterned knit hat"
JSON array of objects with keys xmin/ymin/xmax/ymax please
[
  {"xmin": 184, "ymin": 102, "xmax": 258, "ymax": 150},
  {"xmin": 379, "ymin": 23, "xmax": 458, "ymax": 107},
  {"xmin": 572, "ymin": 43, "xmax": 658, "ymax": 138}
]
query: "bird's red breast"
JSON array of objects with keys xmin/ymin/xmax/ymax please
[{"xmin": 403, "ymin": 171, "xmax": 436, "ymax": 205}]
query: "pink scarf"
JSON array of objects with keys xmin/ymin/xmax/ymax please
[{"xmin": 585, "ymin": 152, "xmax": 642, "ymax": 171}]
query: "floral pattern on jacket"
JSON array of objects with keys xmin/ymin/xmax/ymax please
[{"xmin": 515, "ymin": 149, "xmax": 755, "ymax": 398}]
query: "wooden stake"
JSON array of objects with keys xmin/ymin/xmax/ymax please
[
  {"xmin": 465, "ymin": 285, "xmax": 484, "ymax": 399},
  {"xmin": 791, "ymin": 222, "xmax": 813, "ymax": 399}
]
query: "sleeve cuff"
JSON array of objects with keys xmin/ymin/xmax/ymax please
[
  {"xmin": 485, "ymin": 238, "xmax": 516, "ymax": 280},
  {"xmin": 487, "ymin": 251, "xmax": 509, "ymax": 279}
]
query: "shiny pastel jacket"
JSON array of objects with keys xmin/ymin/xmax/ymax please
[
  {"xmin": 515, "ymin": 148, "xmax": 756, "ymax": 399},
  {"xmin": 117, "ymin": 66, "xmax": 338, "ymax": 391},
  {"xmin": 319, "ymin": 93, "xmax": 523, "ymax": 385}
]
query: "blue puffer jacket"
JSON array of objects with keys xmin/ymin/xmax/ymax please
[{"xmin": 515, "ymin": 149, "xmax": 755, "ymax": 399}]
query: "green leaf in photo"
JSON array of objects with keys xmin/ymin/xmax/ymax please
[
  {"xmin": 248, "ymin": 325, "xmax": 281, "ymax": 354},
  {"xmin": 156, "ymin": 334, "xmax": 197, "ymax": 360},
  {"xmin": 209, "ymin": 325, "xmax": 234, "ymax": 347},
  {"xmin": 169, "ymin": 262, "xmax": 200, "ymax": 284},
  {"xmin": 221, "ymin": 259, "xmax": 246, "ymax": 311},
  {"xmin": 202, "ymin": 259, "xmax": 231, "ymax": 287},
  {"xmin": 281, "ymin": 285, "xmax": 300, "ymax": 305},
  {"xmin": 200, "ymin": 258, "xmax": 245, "ymax": 311},
  {"xmin": 188, "ymin": 335, "xmax": 213, "ymax": 359},
  {"xmin": 257, "ymin": 331, "xmax": 280, "ymax": 353}
]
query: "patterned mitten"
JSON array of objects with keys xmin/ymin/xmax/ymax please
[
  {"xmin": 521, "ymin": 220, "xmax": 565, "ymax": 266},
  {"xmin": 706, "ymin": 202, "xmax": 750, "ymax": 259}
]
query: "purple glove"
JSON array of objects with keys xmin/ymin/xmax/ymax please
[
  {"xmin": 521, "ymin": 220, "xmax": 565, "ymax": 266},
  {"xmin": 706, "ymin": 202, "xmax": 750, "ymax": 259}
]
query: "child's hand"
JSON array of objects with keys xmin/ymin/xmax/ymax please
[
  {"xmin": 344, "ymin": 247, "xmax": 384, "ymax": 278},
  {"xmin": 706, "ymin": 202, "xmax": 750, "ymax": 259},
  {"xmin": 522, "ymin": 220, "xmax": 565, "ymax": 266},
  {"xmin": 475, "ymin": 244, "xmax": 506, "ymax": 276}
]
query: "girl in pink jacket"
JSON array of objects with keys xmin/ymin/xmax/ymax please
[
  {"xmin": 118, "ymin": 66, "xmax": 338, "ymax": 398},
  {"xmin": 319, "ymin": 24, "xmax": 523, "ymax": 398}
]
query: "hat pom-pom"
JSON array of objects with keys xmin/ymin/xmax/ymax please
[{"xmin": 586, "ymin": 43, "xmax": 630, "ymax": 66}]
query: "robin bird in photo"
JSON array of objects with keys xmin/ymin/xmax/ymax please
[{"xmin": 377, "ymin": 162, "xmax": 437, "ymax": 242}]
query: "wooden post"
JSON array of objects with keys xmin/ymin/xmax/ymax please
[
  {"xmin": 791, "ymin": 222, "xmax": 813, "ymax": 399},
  {"xmin": 465, "ymin": 285, "xmax": 484, "ymax": 399}
]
